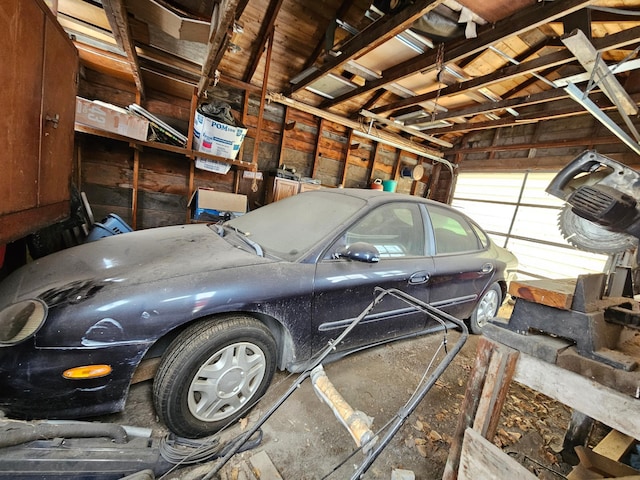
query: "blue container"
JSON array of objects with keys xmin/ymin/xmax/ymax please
[
  {"xmin": 86, "ymin": 214, "xmax": 133, "ymax": 242},
  {"xmin": 382, "ymin": 180, "xmax": 397, "ymax": 192}
]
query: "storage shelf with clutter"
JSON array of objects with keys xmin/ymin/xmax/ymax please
[{"xmin": 74, "ymin": 95, "xmax": 256, "ymax": 227}]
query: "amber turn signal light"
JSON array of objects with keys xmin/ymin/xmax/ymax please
[{"xmin": 63, "ymin": 365, "xmax": 112, "ymax": 380}]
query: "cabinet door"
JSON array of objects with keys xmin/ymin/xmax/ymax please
[
  {"xmin": 40, "ymin": 15, "xmax": 78, "ymax": 206},
  {"xmin": 0, "ymin": 1, "xmax": 44, "ymax": 215},
  {"xmin": 273, "ymin": 177, "xmax": 300, "ymax": 202}
]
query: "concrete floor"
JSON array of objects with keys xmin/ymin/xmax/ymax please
[
  {"xmin": 100, "ymin": 329, "xmax": 573, "ymax": 480},
  {"xmin": 102, "ymin": 332, "xmax": 472, "ymax": 479}
]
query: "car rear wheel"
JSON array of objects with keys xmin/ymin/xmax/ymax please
[
  {"xmin": 153, "ymin": 316, "xmax": 277, "ymax": 438},
  {"xmin": 469, "ymin": 283, "xmax": 502, "ymax": 334}
]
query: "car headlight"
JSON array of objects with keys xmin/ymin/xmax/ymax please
[{"xmin": 0, "ymin": 299, "xmax": 47, "ymax": 346}]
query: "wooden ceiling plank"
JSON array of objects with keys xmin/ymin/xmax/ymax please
[
  {"xmin": 198, "ymin": 0, "xmax": 241, "ymax": 96},
  {"xmin": 102, "ymin": 0, "xmax": 146, "ymax": 98},
  {"xmin": 326, "ymin": 0, "xmax": 600, "ymax": 108},
  {"xmin": 243, "ymin": 0, "xmax": 286, "ymax": 83},
  {"xmin": 289, "ymin": 0, "xmax": 447, "ymax": 94}
]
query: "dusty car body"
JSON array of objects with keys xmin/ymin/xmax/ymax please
[{"xmin": 0, "ymin": 189, "xmax": 516, "ymax": 437}]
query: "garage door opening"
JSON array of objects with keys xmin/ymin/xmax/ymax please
[{"xmin": 451, "ymin": 171, "xmax": 610, "ymax": 281}]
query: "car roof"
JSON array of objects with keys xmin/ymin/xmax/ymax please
[{"xmin": 304, "ymin": 187, "xmax": 442, "ymax": 208}]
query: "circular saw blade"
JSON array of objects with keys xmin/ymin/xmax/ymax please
[{"xmin": 558, "ymin": 204, "xmax": 638, "ymax": 254}]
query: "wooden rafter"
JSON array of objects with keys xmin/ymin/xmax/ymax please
[
  {"xmin": 197, "ymin": 0, "xmax": 241, "ymax": 96},
  {"xmin": 243, "ymin": 0, "xmax": 285, "ymax": 83},
  {"xmin": 371, "ymin": 23, "xmax": 640, "ymax": 116},
  {"xmin": 324, "ymin": 0, "xmax": 599, "ymax": 108},
  {"xmin": 426, "ymin": 91, "xmax": 640, "ymax": 136},
  {"xmin": 289, "ymin": 0, "xmax": 447, "ymax": 94},
  {"xmin": 301, "ymin": 0, "xmax": 355, "ymax": 74},
  {"xmin": 102, "ymin": 0, "xmax": 145, "ymax": 97}
]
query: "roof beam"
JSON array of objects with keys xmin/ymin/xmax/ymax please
[
  {"xmin": 102, "ymin": 0, "xmax": 145, "ymax": 98},
  {"xmin": 266, "ymin": 93, "xmax": 444, "ymax": 161},
  {"xmin": 371, "ymin": 24, "xmax": 640, "ymax": 115},
  {"xmin": 426, "ymin": 91, "xmax": 640, "ymax": 136},
  {"xmin": 197, "ymin": 0, "xmax": 241, "ymax": 96},
  {"xmin": 301, "ymin": 0, "xmax": 355, "ymax": 73},
  {"xmin": 288, "ymin": 0, "xmax": 446, "ymax": 94},
  {"xmin": 325, "ymin": 0, "xmax": 599, "ymax": 108},
  {"xmin": 243, "ymin": 0, "xmax": 286, "ymax": 83}
]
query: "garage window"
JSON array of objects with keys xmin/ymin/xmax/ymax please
[{"xmin": 452, "ymin": 172, "xmax": 609, "ymax": 280}]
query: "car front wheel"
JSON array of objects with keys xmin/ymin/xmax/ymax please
[
  {"xmin": 153, "ymin": 316, "xmax": 277, "ymax": 438},
  {"xmin": 469, "ymin": 283, "xmax": 502, "ymax": 334}
]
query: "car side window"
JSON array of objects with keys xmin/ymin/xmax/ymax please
[
  {"xmin": 428, "ymin": 206, "xmax": 481, "ymax": 254},
  {"xmin": 340, "ymin": 203, "xmax": 426, "ymax": 258}
]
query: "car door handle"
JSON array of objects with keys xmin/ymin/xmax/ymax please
[
  {"xmin": 409, "ymin": 271, "xmax": 430, "ymax": 285},
  {"xmin": 480, "ymin": 263, "xmax": 494, "ymax": 274}
]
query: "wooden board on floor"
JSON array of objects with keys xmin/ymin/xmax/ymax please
[{"xmin": 458, "ymin": 428, "xmax": 537, "ymax": 480}]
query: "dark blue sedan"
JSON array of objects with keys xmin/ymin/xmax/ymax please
[{"xmin": 0, "ymin": 189, "xmax": 516, "ymax": 437}]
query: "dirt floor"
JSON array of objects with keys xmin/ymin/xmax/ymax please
[{"xmin": 101, "ymin": 321, "xmax": 582, "ymax": 480}]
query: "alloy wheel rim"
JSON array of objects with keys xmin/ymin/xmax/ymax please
[
  {"xmin": 476, "ymin": 289, "xmax": 499, "ymax": 328},
  {"xmin": 188, "ymin": 342, "xmax": 266, "ymax": 422}
]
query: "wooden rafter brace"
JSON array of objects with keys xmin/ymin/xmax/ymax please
[
  {"xmin": 102, "ymin": 0, "xmax": 145, "ymax": 99},
  {"xmin": 198, "ymin": 0, "xmax": 241, "ymax": 97}
]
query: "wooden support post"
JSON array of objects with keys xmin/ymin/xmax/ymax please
[
  {"xmin": 131, "ymin": 149, "xmax": 139, "ymax": 230},
  {"xmin": 130, "ymin": 91, "xmax": 142, "ymax": 229},
  {"xmin": 185, "ymin": 87, "xmax": 198, "ymax": 223},
  {"xmin": 368, "ymin": 142, "xmax": 380, "ymax": 183},
  {"xmin": 251, "ymin": 29, "xmax": 274, "ymax": 168},
  {"xmin": 392, "ymin": 149, "xmax": 402, "ymax": 180},
  {"xmin": 311, "ymin": 118, "xmax": 324, "ymax": 179},
  {"xmin": 278, "ymin": 106, "xmax": 291, "ymax": 168},
  {"xmin": 443, "ymin": 337, "xmax": 519, "ymax": 480},
  {"xmin": 341, "ymin": 129, "xmax": 355, "ymax": 187}
]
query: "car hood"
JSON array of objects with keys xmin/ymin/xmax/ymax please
[{"xmin": 0, "ymin": 224, "xmax": 273, "ymax": 307}]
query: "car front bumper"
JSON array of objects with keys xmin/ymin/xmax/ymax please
[{"xmin": 0, "ymin": 341, "xmax": 150, "ymax": 420}]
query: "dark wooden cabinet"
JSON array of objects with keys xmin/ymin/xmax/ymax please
[{"xmin": 0, "ymin": 0, "xmax": 78, "ymax": 244}]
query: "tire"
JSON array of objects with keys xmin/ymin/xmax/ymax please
[
  {"xmin": 469, "ymin": 283, "xmax": 502, "ymax": 335},
  {"xmin": 153, "ymin": 316, "xmax": 277, "ymax": 438}
]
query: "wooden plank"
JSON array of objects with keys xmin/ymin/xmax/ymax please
[
  {"xmin": 592, "ymin": 430, "xmax": 636, "ymax": 461},
  {"xmin": 249, "ymin": 451, "xmax": 283, "ymax": 480},
  {"xmin": 508, "ymin": 278, "xmax": 576, "ymax": 310},
  {"xmin": 514, "ymin": 351, "xmax": 640, "ymax": 440},
  {"xmin": 472, "ymin": 343, "xmax": 519, "ymax": 440},
  {"xmin": 443, "ymin": 336, "xmax": 499, "ymax": 480},
  {"xmin": 458, "ymin": 428, "xmax": 537, "ymax": 480}
]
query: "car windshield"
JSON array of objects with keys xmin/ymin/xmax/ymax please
[{"xmin": 225, "ymin": 191, "xmax": 366, "ymax": 261}]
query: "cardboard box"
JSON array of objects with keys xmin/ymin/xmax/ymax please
[
  {"xmin": 192, "ymin": 109, "xmax": 247, "ymax": 160},
  {"xmin": 75, "ymin": 97, "xmax": 149, "ymax": 141},
  {"xmin": 188, "ymin": 188, "xmax": 247, "ymax": 222}
]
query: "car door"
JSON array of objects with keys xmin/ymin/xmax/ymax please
[
  {"xmin": 311, "ymin": 201, "xmax": 435, "ymax": 353},
  {"xmin": 425, "ymin": 204, "xmax": 497, "ymax": 319}
]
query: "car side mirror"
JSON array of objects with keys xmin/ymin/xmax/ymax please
[{"xmin": 334, "ymin": 242, "xmax": 380, "ymax": 263}]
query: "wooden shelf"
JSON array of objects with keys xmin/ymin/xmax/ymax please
[{"xmin": 74, "ymin": 123, "xmax": 256, "ymax": 171}]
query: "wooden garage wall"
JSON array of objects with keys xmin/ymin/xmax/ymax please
[
  {"xmin": 76, "ymin": 71, "xmax": 446, "ymax": 229},
  {"xmin": 448, "ymin": 112, "xmax": 640, "ymax": 173}
]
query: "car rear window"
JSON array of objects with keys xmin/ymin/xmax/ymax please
[
  {"xmin": 226, "ymin": 191, "xmax": 365, "ymax": 261},
  {"xmin": 428, "ymin": 206, "xmax": 482, "ymax": 254}
]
